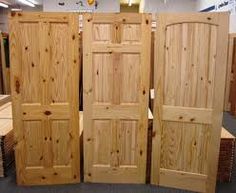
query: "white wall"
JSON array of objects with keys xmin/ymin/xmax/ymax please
[
  {"xmin": 196, "ymin": 0, "xmax": 236, "ymax": 12},
  {"xmin": 230, "ymin": 14, "xmax": 236, "ymax": 32},
  {"xmin": 43, "ymin": 0, "xmax": 120, "ymax": 12},
  {"xmin": 196, "ymin": 0, "xmax": 216, "ymax": 11},
  {"xmin": 196, "ymin": 0, "xmax": 236, "ymax": 33},
  {"xmin": 142, "ymin": 0, "xmax": 197, "ymax": 13},
  {"xmin": 95, "ymin": 0, "xmax": 120, "ymax": 12}
]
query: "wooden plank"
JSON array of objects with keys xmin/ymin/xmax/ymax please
[
  {"xmin": 83, "ymin": 13, "xmax": 151, "ymax": 183},
  {"xmin": 229, "ymin": 34, "xmax": 236, "ymax": 115},
  {"xmin": 151, "ymin": 12, "xmax": 229, "ymax": 193},
  {"xmin": 0, "ymin": 118, "xmax": 14, "ymax": 177},
  {"xmin": 221, "ymin": 127, "xmax": 235, "ymax": 139},
  {"xmin": 218, "ymin": 127, "xmax": 235, "ymax": 182},
  {"xmin": 9, "ymin": 12, "xmax": 80, "ymax": 185},
  {"xmin": 92, "ymin": 105, "xmax": 140, "ymax": 119},
  {"xmin": 90, "ymin": 13, "xmax": 142, "ymax": 24},
  {"xmin": 92, "ymin": 43, "xmax": 141, "ymax": 53},
  {"xmin": 225, "ymin": 33, "xmax": 236, "ymax": 111},
  {"xmin": 159, "ymin": 169, "xmax": 207, "ymax": 193},
  {"xmin": 162, "ymin": 106, "xmax": 213, "ymax": 124}
]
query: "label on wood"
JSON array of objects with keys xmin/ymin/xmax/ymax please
[
  {"xmin": 83, "ymin": 13, "xmax": 151, "ymax": 183},
  {"xmin": 151, "ymin": 13, "xmax": 229, "ymax": 193},
  {"xmin": 9, "ymin": 12, "xmax": 80, "ymax": 185}
]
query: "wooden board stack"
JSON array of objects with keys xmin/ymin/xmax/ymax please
[
  {"xmin": 218, "ymin": 127, "xmax": 236, "ymax": 182},
  {"xmin": 0, "ymin": 95, "xmax": 13, "ymax": 177}
]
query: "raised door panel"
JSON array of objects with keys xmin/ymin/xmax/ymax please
[
  {"xmin": 10, "ymin": 12, "xmax": 80, "ymax": 185},
  {"xmin": 83, "ymin": 13, "xmax": 151, "ymax": 183},
  {"xmin": 151, "ymin": 13, "xmax": 229, "ymax": 193}
]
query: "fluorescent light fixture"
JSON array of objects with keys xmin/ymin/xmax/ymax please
[
  {"xmin": 11, "ymin": 8, "xmax": 22, "ymax": 11},
  {"xmin": 27, "ymin": 0, "xmax": 39, "ymax": 5},
  {"xmin": 128, "ymin": 0, "xmax": 132, "ymax": 6},
  {"xmin": 0, "ymin": 2, "xmax": 9, "ymax": 8},
  {"xmin": 18, "ymin": 0, "xmax": 35, "ymax": 7}
]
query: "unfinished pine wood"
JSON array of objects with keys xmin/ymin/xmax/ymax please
[
  {"xmin": 229, "ymin": 34, "xmax": 236, "ymax": 115},
  {"xmin": 151, "ymin": 13, "xmax": 229, "ymax": 193},
  {"xmin": 9, "ymin": 12, "xmax": 80, "ymax": 185},
  {"xmin": 83, "ymin": 13, "xmax": 151, "ymax": 183},
  {"xmin": 225, "ymin": 33, "xmax": 236, "ymax": 111}
]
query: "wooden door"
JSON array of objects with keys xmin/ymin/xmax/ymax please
[
  {"xmin": 10, "ymin": 12, "xmax": 80, "ymax": 185},
  {"xmin": 83, "ymin": 13, "xmax": 151, "ymax": 183},
  {"xmin": 151, "ymin": 13, "xmax": 229, "ymax": 193}
]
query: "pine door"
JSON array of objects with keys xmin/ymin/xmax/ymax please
[
  {"xmin": 83, "ymin": 13, "xmax": 151, "ymax": 183},
  {"xmin": 151, "ymin": 13, "xmax": 229, "ymax": 193},
  {"xmin": 10, "ymin": 12, "xmax": 80, "ymax": 185}
]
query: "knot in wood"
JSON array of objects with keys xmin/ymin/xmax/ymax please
[{"xmin": 44, "ymin": 111, "xmax": 52, "ymax": 116}]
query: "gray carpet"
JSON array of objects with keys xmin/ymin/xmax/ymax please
[{"xmin": 0, "ymin": 112, "xmax": 235, "ymax": 193}]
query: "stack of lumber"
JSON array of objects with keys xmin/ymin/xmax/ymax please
[
  {"xmin": 218, "ymin": 127, "xmax": 235, "ymax": 182},
  {"xmin": 0, "ymin": 95, "xmax": 14, "ymax": 177}
]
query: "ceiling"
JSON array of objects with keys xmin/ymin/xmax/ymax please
[{"xmin": 0, "ymin": 0, "xmax": 42, "ymax": 6}]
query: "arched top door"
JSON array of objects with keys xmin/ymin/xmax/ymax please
[{"xmin": 152, "ymin": 12, "xmax": 229, "ymax": 193}]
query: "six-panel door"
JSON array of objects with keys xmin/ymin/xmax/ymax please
[
  {"xmin": 151, "ymin": 13, "xmax": 229, "ymax": 193},
  {"xmin": 10, "ymin": 12, "xmax": 80, "ymax": 185},
  {"xmin": 83, "ymin": 13, "xmax": 151, "ymax": 183}
]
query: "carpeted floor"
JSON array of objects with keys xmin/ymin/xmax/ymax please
[{"xmin": 0, "ymin": 112, "xmax": 235, "ymax": 193}]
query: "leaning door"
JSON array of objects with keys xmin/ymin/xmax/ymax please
[
  {"xmin": 10, "ymin": 12, "xmax": 80, "ymax": 185},
  {"xmin": 83, "ymin": 13, "xmax": 151, "ymax": 183},
  {"xmin": 151, "ymin": 13, "xmax": 229, "ymax": 193}
]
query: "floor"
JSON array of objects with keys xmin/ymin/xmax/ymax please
[{"xmin": 0, "ymin": 112, "xmax": 235, "ymax": 193}]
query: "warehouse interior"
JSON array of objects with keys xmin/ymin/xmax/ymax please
[{"xmin": 0, "ymin": 0, "xmax": 236, "ymax": 193}]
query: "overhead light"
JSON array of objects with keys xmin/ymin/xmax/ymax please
[
  {"xmin": 128, "ymin": 0, "xmax": 132, "ymax": 6},
  {"xmin": 18, "ymin": 0, "xmax": 35, "ymax": 7},
  {"xmin": 0, "ymin": 2, "xmax": 9, "ymax": 8},
  {"xmin": 27, "ymin": 0, "xmax": 39, "ymax": 5},
  {"xmin": 11, "ymin": 8, "xmax": 22, "ymax": 11}
]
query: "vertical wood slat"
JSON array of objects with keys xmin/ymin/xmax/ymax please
[
  {"xmin": 225, "ymin": 33, "xmax": 236, "ymax": 111},
  {"xmin": 151, "ymin": 12, "xmax": 229, "ymax": 193},
  {"xmin": 9, "ymin": 12, "xmax": 80, "ymax": 185},
  {"xmin": 229, "ymin": 34, "xmax": 236, "ymax": 115}
]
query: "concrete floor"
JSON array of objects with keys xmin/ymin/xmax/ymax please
[{"xmin": 0, "ymin": 112, "xmax": 235, "ymax": 193}]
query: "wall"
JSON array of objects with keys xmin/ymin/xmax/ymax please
[
  {"xmin": 142, "ymin": 0, "xmax": 197, "ymax": 13},
  {"xmin": 196, "ymin": 0, "xmax": 236, "ymax": 33},
  {"xmin": 0, "ymin": 8, "xmax": 9, "ymax": 33},
  {"xmin": 43, "ymin": 0, "xmax": 120, "ymax": 12},
  {"xmin": 196, "ymin": 0, "xmax": 217, "ymax": 10}
]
